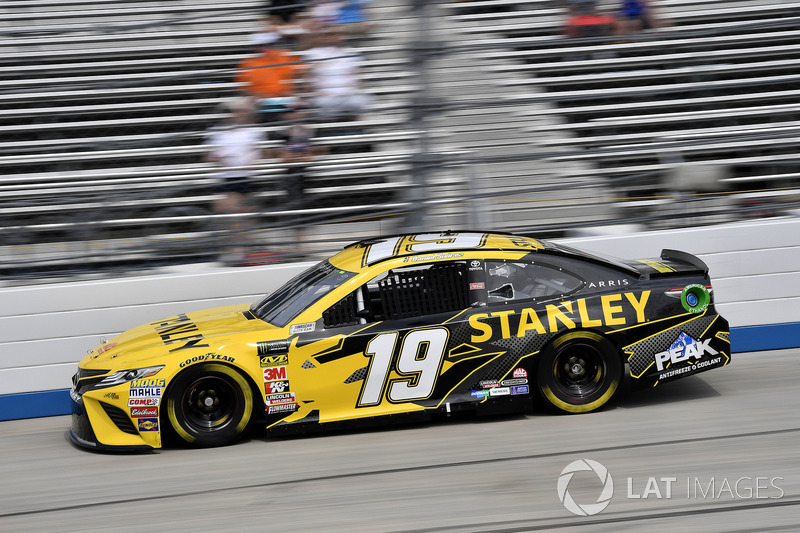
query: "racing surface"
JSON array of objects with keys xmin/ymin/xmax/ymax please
[{"xmin": 1, "ymin": 350, "xmax": 797, "ymax": 532}]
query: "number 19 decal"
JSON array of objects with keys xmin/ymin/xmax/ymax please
[{"xmin": 358, "ymin": 327, "xmax": 449, "ymax": 407}]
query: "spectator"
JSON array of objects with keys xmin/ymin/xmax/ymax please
[
  {"xmin": 334, "ymin": 0, "xmax": 375, "ymax": 38},
  {"xmin": 262, "ymin": 0, "xmax": 311, "ymax": 48},
  {"xmin": 304, "ymin": 27, "xmax": 370, "ymax": 121},
  {"xmin": 309, "ymin": 1, "xmax": 374, "ymax": 40},
  {"xmin": 269, "ymin": 102, "xmax": 328, "ymax": 256},
  {"xmin": 204, "ymin": 97, "xmax": 267, "ymax": 263},
  {"xmin": 616, "ymin": 0, "xmax": 668, "ymax": 34},
  {"xmin": 235, "ymin": 32, "xmax": 304, "ymax": 122},
  {"xmin": 564, "ymin": 0, "xmax": 616, "ymax": 39}
]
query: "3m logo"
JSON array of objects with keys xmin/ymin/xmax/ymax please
[{"xmin": 263, "ymin": 366, "xmax": 288, "ymax": 381}]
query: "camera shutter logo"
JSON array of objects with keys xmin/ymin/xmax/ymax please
[{"xmin": 557, "ymin": 459, "xmax": 614, "ymax": 516}]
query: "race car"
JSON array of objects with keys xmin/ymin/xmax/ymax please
[{"xmin": 70, "ymin": 231, "xmax": 730, "ymax": 451}]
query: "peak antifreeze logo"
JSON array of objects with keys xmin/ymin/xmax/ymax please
[{"xmin": 655, "ymin": 332, "xmax": 717, "ymax": 371}]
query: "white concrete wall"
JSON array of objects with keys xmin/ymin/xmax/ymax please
[
  {"xmin": 1, "ymin": 218, "xmax": 798, "ymax": 396},
  {"xmin": 0, "ymin": 263, "xmax": 312, "ymax": 395}
]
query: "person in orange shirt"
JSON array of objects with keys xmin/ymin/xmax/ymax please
[{"xmin": 235, "ymin": 33, "xmax": 304, "ymax": 122}]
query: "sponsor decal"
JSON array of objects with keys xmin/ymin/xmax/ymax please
[
  {"xmin": 469, "ymin": 291, "xmax": 650, "ymax": 343},
  {"xmin": 131, "ymin": 378, "xmax": 165, "ymax": 388},
  {"xmin": 470, "ymin": 282, "xmax": 485, "ymax": 290},
  {"xmin": 257, "ymin": 340, "xmax": 290, "ymax": 357},
  {"xmin": 129, "ymin": 387, "xmax": 162, "ymax": 397},
  {"xmin": 511, "ymin": 385, "xmax": 530, "ymax": 395},
  {"xmin": 654, "ymin": 333, "xmax": 718, "ymax": 372},
  {"xmin": 266, "ymin": 393, "xmax": 296, "ymax": 405},
  {"xmin": 97, "ymin": 342, "xmax": 118, "ymax": 355},
  {"xmin": 637, "ymin": 259, "xmax": 676, "ymax": 274},
  {"xmin": 479, "ymin": 380, "xmax": 499, "ymax": 390},
  {"xmin": 260, "ymin": 353, "xmax": 289, "ymax": 367},
  {"xmin": 151, "ymin": 313, "xmax": 209, "ymax": 352},
  {"xmin": 137, "ymin": 417, "xmax": 159, "ymax": 432},
  {"xmin": 659, "ymin": 356, "xmax": 721, "ymax": 380},
  {"xmin": 681, "ymin": 284, "xmax": 711, "ymax": 314},
  {"xmin": 469, "ymin": 260, "xmax": 483, "ymax": 271},
  {"xmin": 178, "ymin": 353, "xmax": 235, "ymax": 368},
  {"xmin": 130, "ymin": 407, "xmax": 158, "ymax": 418},
  {"xmin": 265, "ymin": 380, "xmax": 290, "ymax": 395},
  {"xmin": 128, "ymin": 397, "xmax": 160, "ymax": 407},
  {"xmin": 587, "ymin": 279, "xmax": 630, "ymax": 289},
  {"xmin": 489, "ymin": 387, "xmax": 510, "ymax": 397},
  {"xmin": 409, "ymin": 252, "xmax": 465, "ymax": 263},
  {"xmin": 470, "ymin": 390, "xmax": 489, "ymax": 398},
  {"xmin": 502, "ymin": 378, "xmax": 528, "ymax": 387},
  {"xmin": 103, "ymin": 392, "xmax": 120, "ymax": 400},
  {"xmin": 263, "ymin": 366, "xmax": 288, "ymax": 382},
  {"xmin": 268, "ymin": 403, "xmax": 298, "ymax": 414},
  {"xmin": 289, "ymin": 322, "xmax": 316, "ymax": 335},
  {"xmin": 512, "ymin": 367, "xmax": 528, "ymax": 378}
]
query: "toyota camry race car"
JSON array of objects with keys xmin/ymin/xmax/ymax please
[{"xmin": 70, "ymin": 232, "xmax": 730, "ymax": 451}]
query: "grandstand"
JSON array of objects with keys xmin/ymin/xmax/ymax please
[{"xmin": 1, "ymin": 0, "xmax": 798, "ymax": 282}]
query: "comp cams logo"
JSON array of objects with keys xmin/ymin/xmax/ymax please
[{"xmin": 557, "ymin": 459, "xmax": 613, "ymax": 516}]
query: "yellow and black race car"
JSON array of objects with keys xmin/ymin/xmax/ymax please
[{"xmin": 70, "ymin": 232, "xmax": 730, "ymax": 451}]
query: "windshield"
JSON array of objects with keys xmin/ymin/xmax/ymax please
[{"xmin": 251, "ymin": 261, "xmax": 357, "ymax": 327}]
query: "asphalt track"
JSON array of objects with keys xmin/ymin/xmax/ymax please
[{"xmin": 1, "ymin": 350, "xmax": 797, "ymax": 533}]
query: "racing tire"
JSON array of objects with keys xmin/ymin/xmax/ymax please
[
  {"xmin": 536, "ymin": 331, "xmax": 621, "ymax": 414},
  {"xmin": 165, "ymin": 363, "xmax": 255, "ymax": 448}
]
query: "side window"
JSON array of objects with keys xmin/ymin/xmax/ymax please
[
  {"xmin": 322, "ymin": 262, "xmax": 470, "ymax": 328},
  {"xmin": 485, "ymin": 261, "xmax": 584, "ymax": 303}
]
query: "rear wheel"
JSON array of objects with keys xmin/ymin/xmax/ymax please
[
  {"xmin": 536, "ymin": 331, "xmax": 621, "ymax": 414},
  {"xmin": 165, "ymin": 363, "xmax": 255, "ymax": 447}
]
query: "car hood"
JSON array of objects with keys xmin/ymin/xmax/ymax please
[{"xmin": 82, "ymin": 304, "xmax": 277, "ymax": 369}]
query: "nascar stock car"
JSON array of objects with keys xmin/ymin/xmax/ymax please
[{"xmin": 70, "ymin": 232, "xmax": 730, "ymax": 451}]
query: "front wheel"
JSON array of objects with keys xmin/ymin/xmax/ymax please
[
  {"xmin": 165, "ymin": 363, "xmax": 255, "ymax": 447},
  {"xmin": 536, "ymin": 331, "xmax": 621, "ymax": 414}
]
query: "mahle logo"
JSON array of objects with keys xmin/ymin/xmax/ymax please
[{"xmin": 558, "ymin": 459, "xmax": 614, "ymax": 516}]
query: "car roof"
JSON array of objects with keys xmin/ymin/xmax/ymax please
[
  {"xmin": 327, "ymin": 232, "xmax": 544, "ymax": 272},
  {"xmin": 327, "ymin": 231, "xmax": 640, "ymax": 277}
]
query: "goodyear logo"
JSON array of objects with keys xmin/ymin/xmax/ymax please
[
  {"xmin": 137, "ymin": 417, "xmax": 159, "ymax": 432},
  {"xmin": 260, "ymin": 354, "xmax": 289, "ymax": 368},
  {"xmin": 179, "ymin": 354, "xmax": 235, "ymax": 368},
  {"xmin": 469, "ymin": 291, "xmax": 650, "ymax": 343}
]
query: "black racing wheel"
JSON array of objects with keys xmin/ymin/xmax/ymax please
[
  {"xmin": 165, "ymin": 363, "xmax": 255, "ymax": 447},
  {"xmin": 536, "ymin": 331, "xmax": 621, "ymax": 414}
]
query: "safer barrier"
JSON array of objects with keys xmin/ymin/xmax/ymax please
[{"xmin": 1, "ymin": 218, "xmax": 798, "ymax": 420}]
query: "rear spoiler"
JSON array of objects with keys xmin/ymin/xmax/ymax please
[{"xmin": 661, "ymin": 249, "xmax": 708, "ymax": 274}]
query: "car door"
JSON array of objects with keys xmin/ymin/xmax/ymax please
[{"xmin": 305, "ymin": 259, "xmax": 476, "ymax": 424}]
